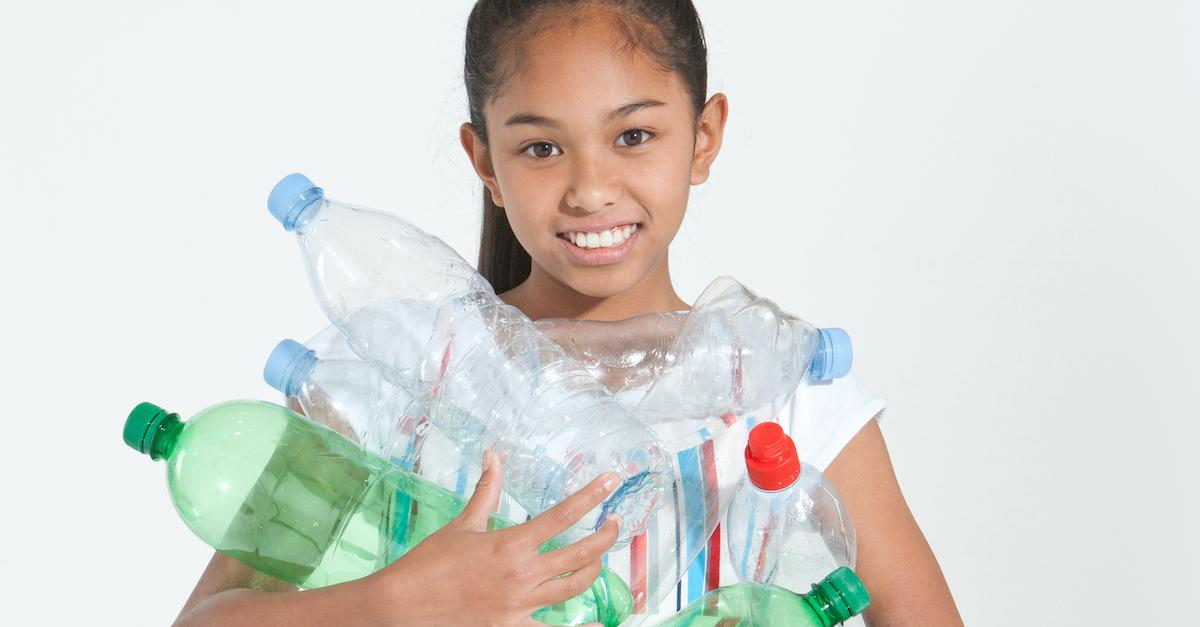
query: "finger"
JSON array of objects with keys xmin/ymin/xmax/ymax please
[
  {"xmin": 535, "ymin": 516, "xmax": 620, "ymax": 578},
  {"xmin": 452, "ymin": 449, "xmax": 503, "ymax": 531},
  {"xmin": 529, "ymin": 558, "xmax": 604, "ymax": 609},
  {"xmin": 521, "ymin": 472, "xmax": 620, "ymax": 542}
]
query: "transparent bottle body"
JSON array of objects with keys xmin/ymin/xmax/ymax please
[
  {"xmin": 292, "ymin": 197, "xmax": 671, "ymax": 544},
  {"xmin": 541, "ymin": 277, "xmax": 825, "ymax": 445},
  {"xmin": 725, "ymin": 464, "xmax": 856, "ymax": 592},
  {"xmin": 291, "ymin": 355, "xmax": 525, "ymax": 518},
  {"xmin": 162, "ymin": 400, "xmax": 632, "ymax": 626}
]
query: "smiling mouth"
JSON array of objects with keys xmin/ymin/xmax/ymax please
[{"xmin": 557, "ymin": 223, "xmax": 641, "ymax": 250}]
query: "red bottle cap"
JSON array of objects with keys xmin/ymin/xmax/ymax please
[{"xmin": 744, "ymin": 422, "xmax": 801, "ymax": 490}]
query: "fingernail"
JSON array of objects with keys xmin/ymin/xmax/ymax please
[
  {"xmin": 602, "ymin": 474, "xmax": 619, "ymax": 491},
  {"xmin": 608, "ymin": 515, "xmax": 623, "ymax": 531},
  {"xmin": 482, "ymin": 450, "xmax": 493, "ymax": 471}
]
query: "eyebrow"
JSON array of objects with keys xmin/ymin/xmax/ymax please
[{"xmin": 504, "ymin": 99, "xmax": 666, "ymax": 129}]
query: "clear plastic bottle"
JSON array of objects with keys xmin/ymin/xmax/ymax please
[
  {"xmin": 656, "ymin": 567, "xmax": 870, "ymax": 626},
  {"xmin": 539, "ymin": 276, "xmax": 852, "ymax": 445},
  {"xmin": 267, "ymin": 173, "xmax": 672, "ymax": 544},
  {"xmin": 262, "ymin": 338, "xmax": 421, "ymax": 464},
  {"xmin": 123, "ymin": 400, "xmax": 633, "ymax": 626},
  {"xmin": 263, "ymin": 338, "xmax": 525, "ymax": 518},
  {"xmin": 726, "ymin": 423, "xmax": 856, "ymax": 592}
]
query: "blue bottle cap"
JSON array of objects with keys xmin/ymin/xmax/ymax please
[
  {"xmin": 267, "ymin": 173, "xmax": 324, "ymax": 231},
  {"xmin": 263, "ymin": 339, "xmax": 318, "ymax": 397},
  {"xmin": 811, "ymin": 327, "xmax": 853, "ymax": 381}
]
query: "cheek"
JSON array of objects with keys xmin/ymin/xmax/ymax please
[{"xmin": 494, "ymin": 168, "xmax": 561, "ymax": 241}]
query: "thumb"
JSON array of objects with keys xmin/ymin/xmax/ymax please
[{"xmin": 455, "ymin": 449, "xmax": 504, "ymax": 531}]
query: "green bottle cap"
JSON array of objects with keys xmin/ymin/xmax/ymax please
[
  {"xmin": 821, "ymin": 566, "xmax": 871, "ymax": 616},
  {"xmin": 124, "ymin": 402, "xmax": 172, "ymax": 456}
]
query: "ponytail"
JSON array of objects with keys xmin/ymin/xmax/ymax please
[{"xmin": 477, "ymin": 190, "xmax": 531, "ymax": 293}]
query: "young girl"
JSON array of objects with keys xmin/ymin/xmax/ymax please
[{"xmin": 177, "ymin": 1, "xmax": 961, "ymax": 625}]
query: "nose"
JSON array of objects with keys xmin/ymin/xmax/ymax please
[{"xmin": 564, "ymin": 151, "xmax": 621, "ymax": 214}]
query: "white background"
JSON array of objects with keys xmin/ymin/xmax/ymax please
[{"xmin": 1, "ymin": 1, "xmax": 1196, "ymax": 624}]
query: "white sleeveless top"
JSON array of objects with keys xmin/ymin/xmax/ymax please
[{"xmin": 301, "ymin": 323, "xmax": 884, "ymax": 622}]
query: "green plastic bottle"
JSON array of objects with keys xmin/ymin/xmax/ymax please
[
  {"xmin": 657, "ymin": 567, "xmax": 870, "ymax": 626},
  {"xmin": 124, "ymin": 400, "xmax": 632, "ymax": 626}
]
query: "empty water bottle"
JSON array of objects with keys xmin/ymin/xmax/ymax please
[
  {"xmin": 726, "ymin": 423, "xmax": 856, "ymax": 592},
  {"xmin": 267, "ymin": 173, "xmax": 671, "ymax": 545},
  {"xmin": 123, "ymin": 400, "xmax": 633, "ymax": 626},
  {"xmin": 263, "ymin": 339, "xmax": 526, "ymax": 517},
  {"xmin": 263, "ymin": 339, "xmax": 420, "ymax": 462},
  {"xmin": 657, "ymin": 567, "xmax": 870, "ymax": 626},
  {"xmin": 539, "ymin": 276, "xmax": 852, "ymax": 445}
]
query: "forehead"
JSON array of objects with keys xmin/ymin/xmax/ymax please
[{"xmin": 486, "ymin": 14, "xmax": 689, "ymax": 127}]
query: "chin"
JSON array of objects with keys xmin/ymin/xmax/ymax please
[{"xmin": 556, "ymin": 264, "xmax": 647, "ymax": 299}]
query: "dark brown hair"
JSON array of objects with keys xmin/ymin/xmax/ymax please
[{"xmin": 464, "ymin": 0, "xmax": 709, "ymax": 293}]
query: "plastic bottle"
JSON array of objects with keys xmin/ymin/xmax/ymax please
[
  {"xmin": 726, "ymin": 423, "xmax": 856, "ymax": 592},
  {"xmin": 123, "ymin": 400, "xmax": 633, "ymax": 627},
  {"xmin": 539, "ymin": 276, "xmax": 852, "ymax": 445},
  {"xmin": 268, "ymin": 173, "xmax": 671, "ymax": 545},
  {"xmin": 263, "ymin": 339, "xmax": 525, "ymax": 519},
  {"xmin": 262, "ymin": 339, "xmax": 421, "ymax": 464},
  {"xmin": 656, "ymin": 566, "xmax": 870, "ymax": 626}
]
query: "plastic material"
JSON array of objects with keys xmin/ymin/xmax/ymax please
[
  {"xmin": 287, "ymin": 275, "xmax": 855, "ymax": 611},
  {"xmin": 812, "ymin": 328, "xmax": 853, "ymax": 382},
  {"xmin": 263, "ymin": 339, "xmax": 318, "ymax": 398},
  {"xmin": 123, "ymin": 399, "xmax": 632, "ymax": 626},
  {"xmin": 727, "ymin": 424, "xmax": 856, "ymax": 593},
  {"xmin": 539, "ymin": 277, "xmax": 853, "ymax": 445},
  {"xmin": 656, "ymin": 567, "xmax": 870, "ymax": 626},
  {"xmin": 744, "ymin": 422, "xmax": 801, "ymax": 491},
  {"xmin": 269, "ymin": 173, "xmax": 671, "ymax": 546},
  {"xmin": 268, "ymin": 173, "xmax": 323, "ymax": 231}
]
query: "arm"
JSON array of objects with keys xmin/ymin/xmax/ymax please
[
  {"xmin": 175, "ymin": 554, "xmax": 370, "ymax": 626},
  {"xmin": 823, "ymin": 419, "xmax": 963, "ymax": 627}
]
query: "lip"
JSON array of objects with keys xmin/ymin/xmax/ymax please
[{"xmin": 558, "ymin": 225, "xmax": 642, "ymax": 266}]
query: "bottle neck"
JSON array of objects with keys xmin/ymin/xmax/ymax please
[
  {"xmin": 802, "ymin": 581, "xmax": 854, "ymax": 626},
  {"xmin": 148, "ymin": 414, "xmax": 183, "ymax": 461}
]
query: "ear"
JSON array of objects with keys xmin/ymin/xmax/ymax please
[
  {"xmin": 689, "ymin": 93, "xmax": 729, "ymax": 185},
  {"xmin": 459, "ymin": 122, "xmax": 505, "ymax": 207}
]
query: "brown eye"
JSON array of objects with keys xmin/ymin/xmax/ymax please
[
  {"xmin": 617, "ymin": 129, "xmax": 653, "ymax": 147},
  {"xmin": 522, "ymin": 142, "xmax": 561, "ymax": 159}
]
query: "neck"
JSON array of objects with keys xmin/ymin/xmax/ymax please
[{"xmin": 501, "ymin": 254, "xmax": 689, "ymax": 321}]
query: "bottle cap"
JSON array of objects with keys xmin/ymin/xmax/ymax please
[
  {"xmin": 744, "ymin": 422, "xmax": 801, "ymax": 490},
  {"xmin": 123, "ymin": 402, "xmax": 172, "ymax": 456},
  {"xmin": 267, "ymin": 173, "xmax": 324, "ymax": 231},
  {"xmin": 263, "ymin": 339, "xmax": 318, "ymax": 398},
  {"xmin": 810, "ymin": 327, "xmax": 853, "ymax": 381},
  {"xmin": 817, "ymin": 566, "xmax": 871, "ymax": 617}
]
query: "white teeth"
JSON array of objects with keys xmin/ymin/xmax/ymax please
[{"xmin": 564, "ymin": 225, "xmax": 637, "ymax": 250}]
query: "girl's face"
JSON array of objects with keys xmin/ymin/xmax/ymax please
[{"xmin": 464, "ymin": 15, "xmax": 726, "ymax": 299}]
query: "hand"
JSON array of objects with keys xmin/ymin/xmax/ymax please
[{"xmin": 362, "ymin": 450, "xmax": 622, "ymax": 627}]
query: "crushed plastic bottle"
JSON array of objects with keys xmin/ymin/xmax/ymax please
[
  {"xmin": 656, "ymin": 566, "xmax": 870, "ymax": 626},
  {"xmin": 267, "ymin": 173, "xmax": 671, "ymax": 545},
  {"xmin": 726, "ymin": 423, "xmax": 856, "ymax": 592},
  {"xmin": 539, "ymin": 276, "xmax": 852, "ymax": 445},
  {"xmin": 123, "ymin": 400, "xmax": 633, "ymax": 626}
]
